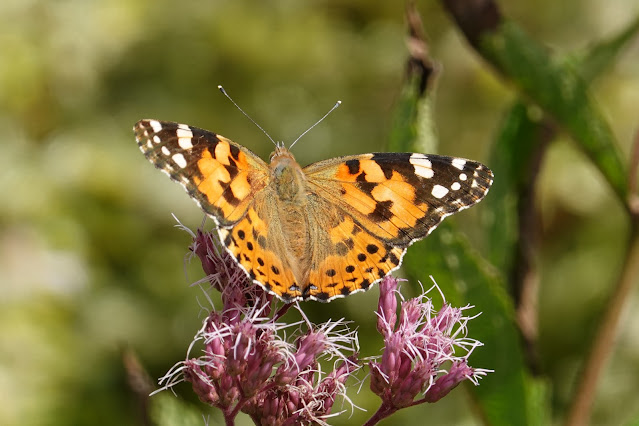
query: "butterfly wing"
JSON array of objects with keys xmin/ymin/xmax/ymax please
[
  {"xmin": 135, "ymin": 120, "xmax": 300, "ymax": 300},
  {"xmin": 302, "ymin": 152, "xmax": 493, "ymax": 301},
  {"xmin": 135, "ymin": 120, "xmax": 269, "ymax": 226},
  {"xmin": 216, "ymin": 198, "xmax": 305, "ymax": 302}
]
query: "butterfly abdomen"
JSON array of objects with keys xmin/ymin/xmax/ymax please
[{"xmin": 267, "ymin": 148, "xmax": 315, "ymax": 282}]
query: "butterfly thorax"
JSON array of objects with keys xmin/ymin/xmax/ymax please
[{"xmin": 270, "ymin": 147, "xmax": 307, "ymax": 202}]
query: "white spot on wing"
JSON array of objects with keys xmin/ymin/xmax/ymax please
[
  {"xmin": 178, "ymin": 137, "xmax": 193, "ymax": 150},
  {"xmin": 172, "ymin": 153, "xmax": 187, "ymax": 168},
  {"xmin": 176, "ymin": 127, "xmax": 193, "ymax": 138},
  {"xmin": 161, "ymin": 146, "xmax": 171, "ymax": 156},
  {"xmin": 451, "ymin": 182, "xmax": 461, "ymax": 191},
  {"xmin": 409, "ymin": 154, "xmax": 434, "ymax": 179},
  {"xmin": 153, "ymin": 135, "xmax": 161, "ymax": 144},
  {"xmin": 452, "ymin": 158, "xmax": 466, "ymax": 170},
  {"xmin": 432, "ymin": 184, "xmax": 449, "ymax": 199},
  {"xmin": 459, "ymin": 173, "xmax": 467, "ymax": 181},
  {"xmin": 149, "ymin": 120, "xmax": 162, "ymax": 133}
]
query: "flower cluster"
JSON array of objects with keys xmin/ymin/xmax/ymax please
[
  {"xmin": 156, "ymin": 228, "xmax": 490, "ymax": 425},
  {"xmin": 157, "ymin": 230, "xmax": 360, "ymax": 425},
  {"xmin": 366, "ymin": 276, "xmax": 491, "ymax": 424}
]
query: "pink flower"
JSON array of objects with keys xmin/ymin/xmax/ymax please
[{"xmin": 366, "ymin": 276, "xmax": 491, "ymax": 424}]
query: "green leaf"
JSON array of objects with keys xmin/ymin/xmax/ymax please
[
  {"xmin": 388, "ymin": 75, "xmax": 438, "ymax": 155},
  {"xmin": 478, "ymin": 21, "xmax": 629, "ymax": 201},
  {"xmin": 572, "ymin": 15, "xmax": 639, "ymax": 83},
  {"xmin": 483, "ymin": 102, "xmax": 548, "ymax": 272},
  {"xmin": 484, "ymin": 14, "xmax": 639, "ymax": 279}
]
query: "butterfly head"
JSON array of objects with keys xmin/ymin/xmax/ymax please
[
  {"xmin": 269, "ymin": 146, "xmax": 306, "ymax": 202},
  {"xmin": 269, "ymin": 143, "xmax": 293, "ymax": 160}
]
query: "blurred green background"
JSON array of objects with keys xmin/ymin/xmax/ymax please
[{"xmin": 1, "ymin": 0, "xmax": 638, "ymax": 425}]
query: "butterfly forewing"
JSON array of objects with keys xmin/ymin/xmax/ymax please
[
  {"xmin": 304, "ymin": 152, "xmax": 494, "ymax": 246},
  {"xmin": 135, "ymin": 120, "xmax": 268, "ymax": 227}
]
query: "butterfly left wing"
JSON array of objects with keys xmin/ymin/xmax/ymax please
[
  {"xmin": 302, "ymin": 152, "xmax": 493, "ymax": 301},
  {"xmin": 136, "ymin": 120, "xmax": 308, "ymax": 300},
  {"xmin": 134, "ymin": 120, "xmax": 269, "ymax": 227}
]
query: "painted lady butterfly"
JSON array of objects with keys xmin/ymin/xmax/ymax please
[{"xmin": 134, "ymin": 119, "xmax": 493, "ymax": 302}]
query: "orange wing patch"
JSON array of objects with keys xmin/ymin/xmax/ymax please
[
  {"xmin": 308, "ymin": 159, "xmax": 428, "ymax": 243},
  {"xmin": 193, "ymin": 143, "xmax": 256, "ymax": 224},
  {"xmin": 338, "ymin": 177, "xmax": 426, "ymax": 240}
]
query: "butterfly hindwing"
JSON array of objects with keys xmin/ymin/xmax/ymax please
[
  {"xmin": 218, "ymin": 204, "xmax": 303, "ymax": 302},
  {"xmin": 135, "ymin": 120, "xmax": 268, "ymax": 226},
  {"xmin": 305, "ymin": 213, "xmax": 406, "ymax": 301}
]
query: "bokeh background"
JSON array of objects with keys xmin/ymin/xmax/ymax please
[{"xmin": 2, "ymin": 0, "xmax": 638, "ymax": 425}]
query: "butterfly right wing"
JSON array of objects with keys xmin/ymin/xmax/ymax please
[
  {"xmin": 134, "ymin": 119, "xmax": 269, "ymax": 227},
  {"xmin": 300, "ymin": 152, "xmax": 493, "ymax": 301}
]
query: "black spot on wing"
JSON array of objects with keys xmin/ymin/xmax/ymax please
[
  {"xmin": 225, "ymin": 164, "xmax": 238, "ymax": 180},
  {"xmin": 368, "ymin": 199, "xmax": 393, "ymax": 223},
  {"xmin": 221, "ymin": 186, "xmax": 242, "ymax": 207},
  {"xmin": 314, "ymin": 291, "xmax": 330, "ymax": 302},
  {"xmin": 356, "ymin": 177, "xmax": 377, "ymax": 194},
  {"xmin": 229, "ymin": 143, "xmax": 241, "ymax": 161},
  {"xmin": 370, "ymin": 153, "xmax": 412, "ymax": 180},
  {"xmin": 346, "ymin": 159, "xmax": 360, "ymax": 174}
]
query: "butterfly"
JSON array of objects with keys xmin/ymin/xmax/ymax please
[{"xmin": 134, "ymin": 119, "xmax": 493, "ymax": 302}]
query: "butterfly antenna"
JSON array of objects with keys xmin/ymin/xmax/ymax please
[
  {"xmin": 289, "ymin": 100, "xmax": 341, "ymax": 150},
  {"xmin": 218, "ymin": 85, "xmax": 277, "ymax": 147}
]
